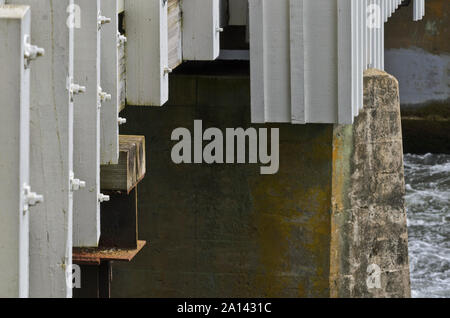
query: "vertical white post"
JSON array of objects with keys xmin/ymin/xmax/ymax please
[
  {"xmin": 338, "ymin": 0, "xmax": 354, "ymax": 124},
  {"xmin": 381, "ymin": 0, "xmax": 385, "ymax": 70},
  {"xmin": 101, "ymin": 0, "xmax": 123, "ymax": 165},
  {"xmin": 181, "ymin": 0, "xmax": 221, "ymax": 60},
  {"xmin": 73, "ymin": 0, "xmax": 106, "ymax": 247},
  {"xmin": 358, "ymin": 0, "xmax": 364, "ymax": 111},
  {"xmin": 248, "ymin": 0, "xmax": 266, "ymax": 123},
  {"xmin": 125, "ymin": 0, "xmax": 169, "ymax": 106},
  {"xmin": 290, "ymin": 0, "xmax": 306, "ymax": 124},
  {"xmin": 8, "ymin": 0, "xmax": 76, "ymax": 298},
  {"xmin": 0, "ymin": 4, "xmax": 43, "ymax": 298},
  {"xmin": 259, "ymin": 0, "xmax": 291, "ymax": 123}
]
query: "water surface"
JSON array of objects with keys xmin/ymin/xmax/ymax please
[{"xmin": 404, "ymin": 153, "xmax": 450, "ymax": 298}]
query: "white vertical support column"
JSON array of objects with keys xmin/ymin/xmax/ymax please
[
  {"xmin": 262, "ymin": 0, "xmax": 291, "ymax": 122},
  {"xmin": 125, "ymin": 0, "xmax": 169, "ymax": 106},
  {"xmin": 181, "ymin": 0, "xmax": 221, "ymax": 60},
  {"xmin": 376, "ymin": 0, "xmax": 382, "ymax": 69},
  {"xmin": 337, "ymin": 0, "xmax": 354, "ymax": 124},
  {"xmin": 358, "ymin": 0, "xmax": 364, "ymax": 111},
  {"xmin": 303, "ymin": 0, "xmax": 338, "ymax": 123},
  {"xmin": 350, "ymin": 0, "xmax": 356, "ymax": 117},
  {"xmin": 8, "ymin": 0, "xmax": 76, "ymax": 298},
  {"xmin": 249, "ymin": 0, "xmax": 265, "ymax": 123},
  {"xmin": 381, "ymin": 0, "xmax": 385, "ymax": 70},
  {"xmin": 0, "ymin": 4, "xmax": 43, "ymax": 298},
  {"xmin": 73, "ymin": 0, "xmax": 106, "ymax": 247},
  {"xmin": 414, "ymin": 0, "xmax": 419, "ymax": 21},
  {"xmin": 363, "ymin": 0, "xmax": 368, "ymax": 71},
  {"xmin": 290, "ymin": 0, "xmax": 306, "ymax": 124},
  {"xmin": 101, "ymin": 0, "xmax": 123, "ymax": 165}
]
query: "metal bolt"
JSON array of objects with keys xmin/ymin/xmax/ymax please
[
  {"xmin": 164, "ymin": 67, "xmax": 173, "ymax": 75},
  {"xmin": 70, "ymin": 172, "xmax": 86, "ymax": 192},
  {"xmin": 98, "ymin": 87, "xmax": 112, "ymax": 103},
  {"xmin": 98, "ymin": 193, "xmax": 110, "ymax": 203},
  {"xmin": 71, "ymin": 83, "xmax": 86, "ymax": 95},
  {"xmin": 98, "ymin": 13, "xmax": 111, "ymax": 27},
  {"xmin": 24, "ymin": 35, "xmax": 44, "ymax": 68},
  {"xmin": 23, "ymin": 184, "xmax": 44, "ymax": 212},
  {"xmin": 118, "ymin": 117, "xmax": 127, "ymax": 125},
  {"xmin": 216, "ymin": 27, "xmax": 224, "ymax": 33}
]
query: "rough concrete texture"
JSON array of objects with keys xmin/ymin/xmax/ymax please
[
  {"xmin": 331, "ymin": 69, "xmax": 411, "ymax": 298},
  {"xmin": 112, "ymin": 67, "xmax": 410, "ymax": 298},
  {"xmin": 114, "ymin": 72, "xmax": 333, "ymax": 297}
]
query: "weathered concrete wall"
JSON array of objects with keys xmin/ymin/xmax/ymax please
[
  {"xmin": 331, "ymin": 69, "xmax": 411, "ymax": 298},
  {"xmin": 111, "ymin": 65, "xmax": 410, "ymax": 298},
  {"xmin": 113, "ymin": 67, "xmax": 333, "ymax": 297}
]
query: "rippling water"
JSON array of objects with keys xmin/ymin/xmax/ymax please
[{"xmin": 404, "ymin": 154, "xmax": 450, "ymax": 298}]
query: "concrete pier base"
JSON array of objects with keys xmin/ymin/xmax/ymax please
[
  {"xmin": 331, "ymin": 69, "xmax": 411, "ymax": 298},
  {"xmin": 113, "ymin": 65, "xmax": 410, "ymax": 298}
]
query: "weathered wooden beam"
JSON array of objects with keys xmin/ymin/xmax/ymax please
[
  {"xmin": 99, "ymin": 187, "xmax": 138, "ymax": 249},
  {"xmin": 125, "ymin": 0, "xmax": 169, "ymax": 106},
  {"xmin": 8, "ymin": 0, "xmax": 77, "ymax": 298},
  {"xmin": 0, "ymin": 4, "xmax": 44, "ymax": 298},
  {"xmin": 168, "ymin": 0, "xmax": 182, "ymax": 69},
  {"xmin": 101, "ymin": 0, "xmax": 125, "ymax": 165},
  {"xmin": 73, "ymin": 0, "xmax": 105, "ymax": 247},
  {"xmin": 101, "ymin": 135, "xmax": 146, "ymax": 192}
]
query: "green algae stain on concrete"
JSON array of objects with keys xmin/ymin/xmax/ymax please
[{"xmin": 249, "ymin": 126, "xmax": 333, "ymax": 298}]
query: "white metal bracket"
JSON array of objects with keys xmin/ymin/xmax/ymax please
[
  {"xmin": 23, "ymin": 35, "xmax": 44, "ymax": 68},
  {"xmin": 69, "ymin": 171, "xmax": 86, "ymax": 192},
  {"xmin": 23, "ymin": 184, "xmax": 44, "ymax": 213},
  {"xmin": 98, "ymin": 193, "xmax": 110, "ymax": 203},
  {"xmin": 98, "ymin": 11, "xmax": 111, "ymax": 28},
  {"xmin": 118, "ymin": 117, "xmax": 127, "ymax": 125},
  {"xmin": 68, "ymin": 77, "xmax": 86, "ymax": 101}
]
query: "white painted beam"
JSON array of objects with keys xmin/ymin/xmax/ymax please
[
  {"xmin": 248, "ymin": 0, "xmax": 265, "ymax": 123},
  {"xmin": 7, "ymin": 0, "xmax": 76, "ymax": 298},
  {"xmin": 125, "ymin": 0, "xmax": 169, "ymax": 106},
  {"xmin": 0, "ymin": 4, "xmax": 43, "ymax": 298},
  {"xmin": 338, "ymin": 0, "xmax": 354, "ymax": 124},
  {"xmin": 73, "ymin": 0, "xmax": 106, "ymax": 247},
  {"xmin": 181, "ymin": 0, "xmax": 221, "ymax": 61},
  {"xmin": 101, "ymin": 0, "xmax": 124, "ymax": 165},
  {"xmin": 289, "ymin": 0, "xmax": 306, "ymax": 124}
]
